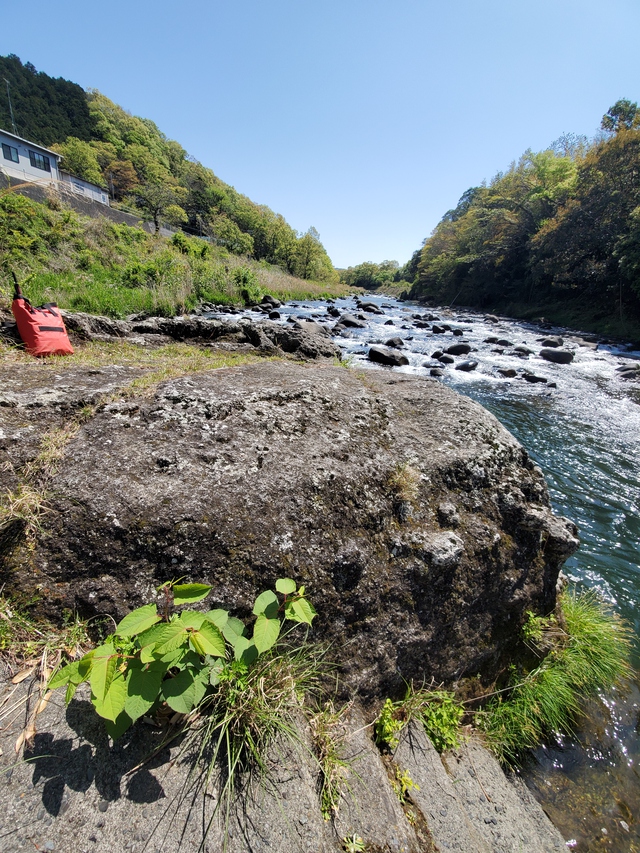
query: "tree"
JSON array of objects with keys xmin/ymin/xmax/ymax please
[
  {"xmin": 51, "ymin": 137, "xmax": 105, "ymax": 187},
  {"xmin": 131, "ymin": 181, "xmax": 187, "ymax": 234},
  {"xmin": 601, "ymin": 99, "xmax": 639, "ymax": 134}
]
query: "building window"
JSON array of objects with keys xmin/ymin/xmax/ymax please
[
  {"xmin": 2, "ymin": 143, "xmax": 19, "ymax": 163},
  {"xmin": 28, "ymin": 150, "xmax": 51, "ymax": 172}
]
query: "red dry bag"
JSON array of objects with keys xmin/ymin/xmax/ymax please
[{"xmin": 12, "ymin": 296, "xmax": 74, "ymax": 357}]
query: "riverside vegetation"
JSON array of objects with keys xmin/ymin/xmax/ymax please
[{"xmin": 0, "ymin": 191, "xmax": 348, "ymax": 317}]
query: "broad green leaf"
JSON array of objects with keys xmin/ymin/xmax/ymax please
[
  {"xmin": 222, "ymin": 616, "xmax": 245, "ymax": 644},
  {"xmin": 252, "ymin": 589, "xmax": 279, "ymax": 618},
  {"xmin": 232, "ymin": 635, "xmax": 258, "ymax": 665},
  {"xmin": 125, "ymin": 664, "xmax": 165, "ymax": 722},
  {"xmin": 162, "ymin": 669, "xmax": 209, "ymax": 713},
  {"xmin": 275, "ymin": 578, "xmax": 296, "ymax": 595},
  {"xmin": 115, "ymin": 604, "xmax": 160, "ymax": 638},
  {"xmin": 89, "ymin": 643, "xmax": 117, "ymax": 703},
  {"xmin": 252, "ymin": 613, "xmax": 281, "ymax": 654},
  {"xmin": 204, "ymin": 609, "xmax": 228, "ymax": 629},
  {"xmin": 172, "ymin": 583, "xmax": 212, "ymax": 605},
  {"xmin": 77, "ymin": 651, "xmax": 95, "ymax": 680},
  {"xmin": 208, "ymin": 660, "xmax": 225, "ymax": 686},
  {"xmin": 178, "ymin": 610, "xmax": 206, "ymax": 630},
  {"xmin": 65, "ymin": 680, "xmax": 79, "ymax": 704},
  {"xmin": 152, "ymin": 622, "xmax": 189, "ymax": 656},
  {"xmin": 285, "ymin": 597, "xmax": 317, "ymax": 625},
  {"xmin": 188, "ymin": 622, "xmax": 226, "ymax": 657},
  {"xmin": 104, "ymin": 710, "xmax": 133, "ymax": 741},
  {"xmin": 94, "ymin": 670, "xmax": 128, "ymax": 722},
  {"xmin": 48, "ymin": 662, "xmax": 77, "ymax": 690}
]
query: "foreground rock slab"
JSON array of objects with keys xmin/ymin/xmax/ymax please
[{"xmin": 0, "ymin": 675, "xmax": 564, "ymax": 853}]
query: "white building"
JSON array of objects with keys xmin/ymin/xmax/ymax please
[{"xmin": 0, "ymin": 127, "xmax": 109, "ymax": 205}]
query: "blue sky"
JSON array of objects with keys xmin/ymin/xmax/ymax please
[{"xmin": 2, "ymin": 0, "xmax": 639, "ymax": 268}]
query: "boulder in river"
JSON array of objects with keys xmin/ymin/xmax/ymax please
[
  {"xmin": 540, "ymin": 348, "xmax": 574, "ymax": 364},
  {"xmin": 540, "ymin": 336, "xmax": 564, "ymax": 348},
  {"xmin": 338, "ymin": 313, "xmax": 367, "ymax": 329},
  {"xmin": 445, "ymin": 343, "xmax": 472, "ymax": 356},
  {"xmin": 455, "ymin": 360, "xmax": 478, "ymax": 372},
  {"xmin": 359, "ymin": 301, "xmax": 385, "ymax": 315},
  {"xmin": 368, "ymin": 345, "xmax": 410, "ymax": 366},
  {"xmin": 384, "ymin": 337, "xmax": 404, "ymax": 349}
]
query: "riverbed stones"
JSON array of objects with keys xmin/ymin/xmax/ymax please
[
  {"xmin": 540, "ymin": 336, "xmax": 563, "ymax": 348},
  {"xmin": 3, "ymin": 361, "xmax": 578, "ymax": 697},
  {"xmin": 539, "ymin": 348, "xmax": 574, "ymax": 364},
  {"xmin": 445, "ymin": 343, "xmax": 472, "ymax": 356},
  {"xmin": 384, "ymin": 337, "xmax": 404, "ymax": 349},
  {"xmin": 455, "ymin": 360, "xmax": 478, "ymax": 371},
  {"xmin": 368, "ymin": 345, "xmax": 409, "ymax": 366},
  {"xmin": 338, "ymin": 313, "xmax": 367, "ymax": 328}
]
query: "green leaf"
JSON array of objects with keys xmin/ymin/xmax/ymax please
[
  {"xmin": 104, "ymin": 710, "xmax": 134, "ymax": 741},
  {"xmin": 204, "ymin": 609, "xmax": 228, "ymax": 629},
  {"xmin": 222, "ymin": 616, "xmax": 245, "ymax": 644},
  {"xmin": 188, "ymin": 622, "xmax": 226, "ymax": 657},
  {"xmin": 232, "ymin": 636, "xmax": 258, "ymax": 665},
  {"xmin": 172, "ymin": 583, "xmax": 212, "ymax": 605},
  {"xmin": 94, "ymin": 670, "xmax": 128, "ymax": 722},
  {"xmin": 252, "ymin": 589, "xmax": 279, "ymax": 618},
  {"xmin": 77, "ymin": 651, "xmax": 95, "ymax": 680},
  {"xmin": 115, "ymin": 604, "xmax": 160, "ymax": 637},
  {"xmin": 208, "ymin": 660, "xmax": 225, "ymax": 686},
  {"xmin": 162, "ymin": 668, "xmax": 209, "ymax": 713},
  {"xmin": 65, "ymin": 680, "xmax": 79, "ymax": 704},
  {"xmin": 48, "ymin": 662, "xmax": 77, "ymax": 690},
  {"xmin": 89, "ymin": 643, "xmax": 117, "ymax": 703},
  {"xmin": 275, "ymin": 578, "xmax": 297, "ymax": 595},
  {"xmin": 285, "ymin": 597, "xmax": 317, "ymax": 625},
  {"xmin": 152, "ymin": 622, "xmax": 189, "ymax": 656},
  {"xmin": 252, "ymin": 613, "xmax": 281, "ymax": 653},
  {"xmin": 125, "ymin": 664, "xmax": 165, "ymax": 722},
  {"xmin": 178, "ymin": 610, "xmax": 206, "ymax": 630}
]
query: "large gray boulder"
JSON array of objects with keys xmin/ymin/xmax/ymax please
[{"xmin": 2, "ymin": 362, "xmax": 578, "ymax": 698}]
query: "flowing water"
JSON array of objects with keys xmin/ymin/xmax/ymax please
[{"xmin": 208, "ymin": 295, "xmax": 640, "ymax": 850}]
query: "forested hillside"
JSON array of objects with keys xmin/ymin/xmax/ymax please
[
  {"xmin": 0, "ymin": 55, "xmax": 336, "ymax": 284},
  {"xmin": 409, "ymin": 100, "xmax": 640, "ymax": 336}
]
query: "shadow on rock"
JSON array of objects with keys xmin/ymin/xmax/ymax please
[{"xmin": 24, "ymin": 698, "xmax": 173, "ymax": 815}]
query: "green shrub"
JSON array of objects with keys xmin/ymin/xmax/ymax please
[
  {"xmin": 49, "ymin": 577, "xmax": 316, "ymax": 741},
  {"xmin": 375, "ymin": 687, "xmax": 464, "ymax": 753}
]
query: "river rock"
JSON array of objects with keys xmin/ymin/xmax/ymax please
[
  {"xmin": 1, "ymin": 361, "xmax": 578, "ymax": 698},
  {"xmin": 513, "ymin": 345, "xmax": 534, "ymax": 356},
  {"xmin": 540, "ymin": 348, "xmax": 574, "ymax": 364},
  {"xmin": 384, "ymin": 337, "xmax": 404, "ymax": 349},
  {"xmin": 540, "ymin": 336, "xmax": 563, "ymax": 348},
  {"xmin": 359, "ymin": 301, "xmax": 385, "ymax": 314},
  {"xmin": 438, "ymin": 354, "xmax": 455, "ymax": 364},
  {"xmin": 431, "ymin": 324, "xmax": 446, "ymax": 334},
  {"xmin": 368, "ymin": 345, "xmax": 410, "ymax": 366},
  {"xmin": 522, "ymin": 373, "xmax": 548, "ymax": 384},
  {"xmin": 338, "ymin": 313, "xmax": 367, "ymax": 329},
  {"xmin": 446, "ymin": 343, "xmax": 472, "ymax": 356},
  {"xmin": 430, "ymin": 367, "xmax": 445, "ymax": 376},
  {"xmin": 455, "ymin": 360, "xmax": 478, "ymax": 371},
  {"xmin": 498, "ymin": 368, "xmax": 517, "ymax": 378},
  {"xmin": 384, "ymin": 319, "xmax": 394, "ymax": 325},
  {"xmin": 261, "ymin": 294, "xmax": 282, "ymax": 308}
]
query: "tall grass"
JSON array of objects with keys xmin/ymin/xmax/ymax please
[{"xmin": 480, "ymin": 590, "xmax": 632, "ymax": 766}]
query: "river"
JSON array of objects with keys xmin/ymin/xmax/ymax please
[{"xmin": 208, "ymin": 294, "xmax": 640, "ymax": 851}]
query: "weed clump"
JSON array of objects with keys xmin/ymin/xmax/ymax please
[{"xmin": 480, "ymin": 589, "xmax": 632, "ymax": 766}]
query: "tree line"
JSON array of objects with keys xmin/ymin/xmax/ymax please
[
  {"xmin": 407, "ymin": 100, "xmax": 640, "ymax": 331},
  {"xmin": 0, "ymin": 55, "xmax": 336, "ymax": 283}
]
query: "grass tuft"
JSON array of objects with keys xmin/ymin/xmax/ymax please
[{"xmin": 480, "ymin": 589, "xmax": 632, "ymax": 766}]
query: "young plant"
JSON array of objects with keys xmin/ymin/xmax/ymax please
[
  {"xmin": 309, "ymin": 700, "xmax": 352, "ymax": 821},
  {"xmin": 48, "ymin": 577, "xmax": 316, "ymax": 740},
  {"xmin": 375, "ymin": 687, "xmax": 464, "ymax": 754},
  {"xmin": 342, "ymin": 834, "xmax": 366, "ymax": 853}
]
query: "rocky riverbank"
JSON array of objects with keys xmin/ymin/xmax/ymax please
[{"xmin": 0, "ymin": 308, "xmax": 580, "ymax": 851}]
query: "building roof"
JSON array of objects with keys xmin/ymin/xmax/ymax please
[{"xmin": 0, "ymin": 127, "xmax": 62, "ymax": 159}]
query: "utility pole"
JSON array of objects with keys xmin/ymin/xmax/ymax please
[{"xmin": 4, "ymin": 78, "xmax": 18, "ymax": 135}]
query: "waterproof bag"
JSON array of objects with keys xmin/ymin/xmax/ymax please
[{"xmin": 12, "ymin": 296, "xmax": 74, "ymax": 357}]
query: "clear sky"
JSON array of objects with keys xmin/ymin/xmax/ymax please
[{"xmin": 2, "ymin": 0, "xmax": 639, "ymax": 268}]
